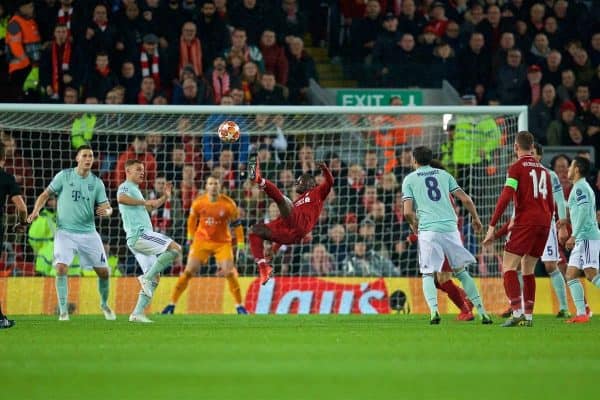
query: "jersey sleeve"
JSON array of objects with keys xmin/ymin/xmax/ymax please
[
  {"xmin": 447, "ymin": 172, "xmax": 460, "ymax": 193},
  {"xmin": 570, "ymin": 187, "xmax": 592, "ymax": 238},
  {"xmin": 117, "ymin": 182, "xmax": 128, "ymax": 196},
  {"xmin": 6, "ymin": 173, "xmax": 21, "ymax": 197},
  {"xmin": 227, "ymin": 197, "xmax": 240, "ymax": 222},
  {"xmin": 95, "ymin": 178, "xmax": 109, "ymax": 205},
  {"xmin": 505, "ymin": 163, "xmax": 521, "ymax": 190},
  {"xmin": 48, "ymin": 170, "xmax": 64, "ymax": 195},
  {"xmin": 401, "ymin": 177, "xmax": 413, "ymax": 200},
  {"xmin": 551, "ymin": 173, "xmax": 567, "ymax": 220}
]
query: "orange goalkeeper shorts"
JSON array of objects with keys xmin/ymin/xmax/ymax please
[{"xmin": 189, "ymin": 241, "xmax": 234, "ymax": 264}]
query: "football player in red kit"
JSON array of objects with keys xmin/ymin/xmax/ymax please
[
  {"xmin": 247, "ymin": 156, "xmax": 334, "ymax": 285},
  {"xmin": 483, "ymin": 131, "xmax": 555, "ymax": 327}
]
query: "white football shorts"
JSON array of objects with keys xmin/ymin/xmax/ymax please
[
  {"xmin": 541, "ymin": 222, "xmax": 560, "ymax": 262},
  {"xmin": 417, "ymin": 230, "xmax": 476, "ymax": 274},
  {"xmin": 54, "ymin": 229, "xmax": 108, "ymax": 270},
  {"xmin": 568, "ymin": 239, "xmax": 600, "ymax": 270},
  {"xmin": 128, "ymin": 230, "xmax": 173, "ymax": 273}
]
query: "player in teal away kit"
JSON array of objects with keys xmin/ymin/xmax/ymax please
[
  {"xmin": 28, "ymin": 145, "xmax": 115, "ymax": 321},
  {"xmin": 402, "ymin": 146, "xmax": 492, "ymax": 325},
  {"xmin": 564, "ymin": 156, "xmax": 600, "ymax": 323},
  {"xmin": 118, "ymin": 159, "xmax": 182, "ymax": 323}
]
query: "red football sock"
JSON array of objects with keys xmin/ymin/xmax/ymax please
[
  {"xmin": 439, "ymin": 280, "xmax": 470, "ymax": 313},
  {"xmin": 503, "ymin": 270, "xmax": 522, "ymax": 312},
  {"xmin": 249, "ymin": 233, "xmax": 265, "ymax": 261},
  {"xmin": 522, "ymin": 274, "xmax": 536, "ymax": 315},
  {"xmin": 263, "ymin": 179, "xmax": 285, "ymax": 204}
]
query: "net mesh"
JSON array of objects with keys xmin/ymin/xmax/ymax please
[{"xmin": 0, "ymin": 106, "xmax": 521, "ymax": 314}]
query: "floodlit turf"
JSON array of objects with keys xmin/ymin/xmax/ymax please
[{"xmin": 1, "ymin": 315, "xmax": 598, "ymax": 400}]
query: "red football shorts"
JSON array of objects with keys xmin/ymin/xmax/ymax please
[
  {"xmin": 505, "ymin": 224, "xmax": 550, "ymax": 258},
  {"xmin": 266, "ymin": 213, "xmax": 307, "ymax": 245}
]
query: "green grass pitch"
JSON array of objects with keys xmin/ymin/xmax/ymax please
[{"xmin": 2, "ymin": 315, "xmax": 598, "ymax": 400}]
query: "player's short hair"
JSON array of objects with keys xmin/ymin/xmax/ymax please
[
  {"xmin": 573, "ymin": 156, "xmax": 591, "ymax": 177},
  {"xmin": 515, "ymin": 131, "xmax": 534, "ymax": 151},
  {"xmin": 299, "ymin": 173, "xmax": 316, "ymax": 185},
  {"xmin": 412, "ymin": 146, "xmax": 433, "ymax": 166},
  {"xmin": 533, "ymin": 143, "xmax": 543, "ymax": 156},
  {"xmin": 76, "ymin": 144, "xmax": 93, "ymax": 155},
  {"xmin": 125, "ymin": 159, "xmax": 142, "ymax": 168}
]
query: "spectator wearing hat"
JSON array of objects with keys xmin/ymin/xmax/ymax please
[
  {"xmin": 417, "ymin": 26, "xmax": 440, "ymax": 63},
  {"xmin": 496, "ymin": 48, "xmax": 528, "ymax": 105},
  {"xmin": 529, "ymin": 83, "xmax": 560, "ymax": 145},
  {"xmin": 547, "ymin": 101, "xmax": 584, "ymax": 146},
  {"xmin": 371, "ymin": 12, "xmax": 401, "ymax": 86},
  {"xmin": 526, "ymin": 64, "xmax": 543, "ymax": 106},
  {"xmin": 138, "ymin": 32, "xmax": 169, "ymax": 90}
]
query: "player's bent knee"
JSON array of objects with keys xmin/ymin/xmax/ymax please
[
  {"xmin": 95, "ymin": 267, "xmax": 110, "ymax": 279},
  {"xmin": 55, "ymin": 263, "xmax": 68, "ymax": 275},
  {"xmin": 168, "ymin": 241, "xmax": 182, "ymax": 254},
  {"xmin": 436, "ymin": 272, "xmax": 451, "ymax": 283}
]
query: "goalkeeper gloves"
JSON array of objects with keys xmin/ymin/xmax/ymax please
[{"xmin": 22, "ymin": 66, "xmax": 39, "ymax": 92}]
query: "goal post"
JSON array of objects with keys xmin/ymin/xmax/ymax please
[{"xmin": 0, "ymin": 104, "xmax": 535, "ymax": 315}]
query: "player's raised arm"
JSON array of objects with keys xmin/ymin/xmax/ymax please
[
  {"xmin": 316, "ymin": 161, "xmax": 334, "ymax": 199},
  {"xmin": 452, "ymin": 189, "xmax": 483, "ymax": 233}
]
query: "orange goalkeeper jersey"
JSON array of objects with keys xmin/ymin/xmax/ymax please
[{"xmin": 188, "ymin": 193, "xmax": 240, "ymax": 243}]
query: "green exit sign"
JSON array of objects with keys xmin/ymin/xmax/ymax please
[{"xmin": 336, "ymin": 90, "xmax": 423, "ymax": 106}]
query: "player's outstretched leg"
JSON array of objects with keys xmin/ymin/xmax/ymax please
[
  {"xmin": 55, "ymin": 263, "xmax": 70, "ymax": 321},
  {"xmin": 249, "ymin": 225, "xmax": 273, "ymax": 285},
  {"xmin": 139, "ymin": 242, "xmax": 182, "ymax": 298},
  {"xmin": 94, "ymin": 267, "xmax": 116, "ymax": 320},
  {"xmin": 248, "ymin": 156, "xmax": 293, "ymax": 217},
  {"xmin": 453, "ymin": 267, "xmax": 493, "ymax": 324}
]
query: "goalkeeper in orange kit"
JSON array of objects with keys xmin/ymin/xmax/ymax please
[{"xmin": 162, "ymin": 175, "xmax": 248, "ymax": 314}]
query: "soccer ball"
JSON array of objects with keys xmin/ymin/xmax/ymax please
[{"xmin": 217, "ymin": 120, "xmax": 241, "ymax": 143}]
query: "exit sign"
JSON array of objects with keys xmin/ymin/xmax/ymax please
[{"xmin": 336, "ymin": 90, "xmax": 423, "ymax": 106}]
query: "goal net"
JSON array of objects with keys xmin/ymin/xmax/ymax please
[{"xmin": 0, "ymin": 104, "xmax": 530, "ymax": 315}]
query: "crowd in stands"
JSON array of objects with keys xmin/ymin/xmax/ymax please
[{"xmin": 0, "ymin": 0, "xmax": 320, "ymax": 105}]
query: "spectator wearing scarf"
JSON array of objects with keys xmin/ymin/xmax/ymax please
[{"xmin": 178, "ymin": 21, "xmax": 203, "ymax": 78}]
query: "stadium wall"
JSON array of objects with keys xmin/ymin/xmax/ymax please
[{"xmin": 2, "ymin": 277, "xmax": 598, "ymax": 316}]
